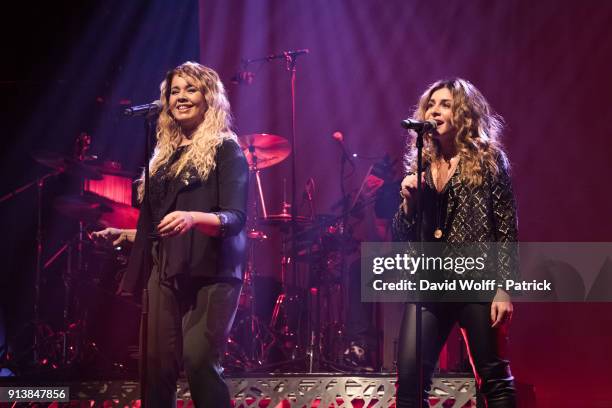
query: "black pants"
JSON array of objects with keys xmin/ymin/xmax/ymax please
[
  {"xmin": 396, "ymin": 303, "xmax": 516, "ymax": 408},
  {"xmin": 145, "ymin": 247, "xmax": 241, "ymax": 408}
]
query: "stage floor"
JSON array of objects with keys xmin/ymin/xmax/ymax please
[{"xmin": 0, "ymin": 373, "xmax": 477, "ymax": 407}]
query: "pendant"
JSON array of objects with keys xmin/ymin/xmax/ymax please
[{"xmin": 434, "ymin": 229, "xmax": 443, "ymax": 239}]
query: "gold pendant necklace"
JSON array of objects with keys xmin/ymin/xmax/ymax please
[{"xmin": 432, "ymin": 156, "xmax": 457, "ymax": 240}]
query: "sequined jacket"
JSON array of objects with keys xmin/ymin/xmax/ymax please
[{"xmin": 392, "ymin": 157, "xmax": 519, "ymax": 282}]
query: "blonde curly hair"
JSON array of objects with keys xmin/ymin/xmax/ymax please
[
  {"xmin": 137, "ymin": 61, "xmax": 237, "ymax": 200},
  {"xmin": 404, "ymin": 78, "xmax": 509, "ymax": 186}
]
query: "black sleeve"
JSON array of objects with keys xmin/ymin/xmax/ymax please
[
  {"xmin": 392, "ymin": 205, "xmax": 417, "ymax": 242},
  {"xmin": 391, "ymin": 172, "xmax": 417, "ymax": 242},
  {"xmin": 490, "ymin": 157, "xmax": 519, "ymax": 282},
  {"xmin": 213, "ymin": 138, "xmax": 249, "ymax": 237}
]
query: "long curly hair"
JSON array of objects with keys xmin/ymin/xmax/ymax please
[
  {"xmin": 404, "ymin": 78, "xmax": 509, "ymax": 186},
  {"xmin": 137, "ymin": 61, "xmax": 237, "ymax": 200}
]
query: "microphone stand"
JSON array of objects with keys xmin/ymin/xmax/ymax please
[
  {"xmin": 233, "ymin": 49, "xmax": 308, "ymax": 280},
  {"xmin": 414, "ymin": 129, "xmax": 425, "ymax": 408},
  {"xmin": 400, "ymin": 119, "xmax": 436, "ymax": 406},
  {"xmin": 234, "ymin": 50, "xmax": 309, "ymax": 369},
  {"xmin": 139, "ymin": 113, "xmax": 157, "ymax": 407}
]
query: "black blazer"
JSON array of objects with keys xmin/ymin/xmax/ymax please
[{"xmin": 121, "ymin": 138, "xmax": 249, "ymax": 294}]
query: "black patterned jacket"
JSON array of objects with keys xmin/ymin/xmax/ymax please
[{"xmin": 392, "ymin": 156, "xmax": 519, "ymax": 282}]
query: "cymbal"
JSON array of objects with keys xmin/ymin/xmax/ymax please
[
  {"xmin": 32, "ymin": 151, "xmax": 103, "ymax": 180},
  {"xmin": 91, "ymin": 161, "xmax": 138, "ymax": 179},
  {"xmin": 247, "ymin": 229, "xmax": 268, "ymax": 240},
  {"xmin": 54, "ymin": 193, "xmax": 113, "ymax": 224},
  {"xmin": 238, "ymin": 133, "xmax": 291, "ymax": 170},
  {"xmin": 55, "ymin": 192, "xmax": 139, "ymax": 229},
  {"xmin": 259, "ymin": 213, "xmax": 311, "ymax": 227},
  {"xmin": 98, "ymin": 200, "xmax": 139, "ymax": 230}
]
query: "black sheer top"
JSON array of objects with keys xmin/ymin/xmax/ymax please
[{"xmin": 149, "ymin": 145, "xmax": 190, "ymax": 227}]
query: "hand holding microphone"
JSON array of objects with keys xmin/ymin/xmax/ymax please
[{"xmin": 400, "ymin": 172, "xmax": 426, "ymax": 215}]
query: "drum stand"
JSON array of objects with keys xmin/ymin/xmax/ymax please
[{"xmin": 226, "ymin": 149, "xmax": 273, "ymax": 370}]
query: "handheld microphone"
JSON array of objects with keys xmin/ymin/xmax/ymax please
[
  {"xmin": 123, "ymin": 100, "xmax": 162, "ymax": 117},
  {"xmin": 401, "ymin": 118, "xmax": 438, "ymax": 132}
]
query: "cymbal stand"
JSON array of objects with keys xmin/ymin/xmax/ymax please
[
  {"xmin": 248, "ymin": 148, "xmax": 268, "ymax": 221},
  {"xmin": 236, "ymin": 49, "xmax": 309, "ymax": 370},
  {"xmin": 235, "ymin": 48, "xmax": 309, "ymax": 300},
  {"xmin": 74, "ymin": 133, "xmax": 91, "ymax": 361},
  {"xmin": 0, "ymin": 169, "xmax": 61, "ymax": 367},
  {"xmin": 40, "ymin": 133, "xmax": 94, "ymax": 369},
  {"xmin": 243, "ymin": 149, "xmax": 269, "ymax": 365},
  {"xmin": 41, "ymin": 233, "xmax": 81, "ymax": 367}
]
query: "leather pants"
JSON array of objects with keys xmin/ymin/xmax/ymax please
[
  {"xmin": 396, "ymin": 303, "xmax": 516, "ymax": 408},
  {"xmin": 144, "ymin": 242, "xmax": 241, "ymax": 408}
]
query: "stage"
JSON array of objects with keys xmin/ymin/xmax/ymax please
[
  {"xmin": 1, "ymin": 373, "xmax": 479, "ymax": 407},
  {"xmin": 1, "ymin": 1, "xmax": 612, "ymax": 406}
]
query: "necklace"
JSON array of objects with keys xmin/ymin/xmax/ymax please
[
  {"xmin": 433, "ymin": 157, "xmax": 455, "ymax": 192},
  {"xmin": 432, "ymin": 156, "xmax": 459, "ymax": 239},
  {"xmin": 434, "ymin": 184, "xmax": 445, "ymax": 239}
]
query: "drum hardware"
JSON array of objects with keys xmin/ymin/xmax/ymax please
[
  {"xmin": 247, "ymin": 229, "xmax": 268, "ymax": 241},
  {"xmin": 227, "ymin": 133, "xmax": 353, "ymax": 372},
  {"xmin": 233, "ymin": 51, "xmax": 310, "ymax": 368},
  {"xmin": 0, "ymin": 134, "xmax": 98, "ymax": 371},
  {"xmin": 223, "ymin": 157, "xmax": 363, "ymax": 373},
  {"xmin": 238, "ymin": 133, "xmax": 291, "ymax": 171},
  {"xmin": 48, "ymin": 134, "xmax": 114, "ymax": 369},
  {"xmin": 225, "ymin": 133, "xmax": 292, "ymax": 371},
  {"xmin": 31, "ymin": 150, "xmax": 103, "ymax": 181},
  {"xmin": 90, "ymin": 160, "xmax": 138, "ymax": 178},
  {"xmin": 54, "ymin": 191, "xmax": 139, "ymax": 230},
  {"xmin": 1, "ymin": 133, "xmax": 140, "ymax": 374}
]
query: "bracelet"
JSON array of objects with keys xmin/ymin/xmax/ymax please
[{"xmin": 211, "ymin": 212, "xmax": 227, "ymax": 237}]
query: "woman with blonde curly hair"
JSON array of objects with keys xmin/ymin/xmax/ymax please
[
  {"xmin": 393, "ymin": 78, "xmax": 518, "ymax": 407},
  {"xmin": 94, "ymin": 61, "xmax": 248, "ymax": 407}
]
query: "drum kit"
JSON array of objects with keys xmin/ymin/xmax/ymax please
[
  {"xmin": 1, "ymin": 133, "xmax": 141, "ymax": 374},
  {"xmin": 227, "ymin": 132, "xmax": 357, "ymax": 373},
  {"xmin": 2, "ymin": 130, "xmax": 362, "ymax": 376}
]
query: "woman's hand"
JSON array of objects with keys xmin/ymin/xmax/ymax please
[
  {"xmin": 92, "ymin": 227, "xmax": 132, "ymax": 246},
  {"xmin": 400, "ymin": 172, "xmax": 426, "ymax": 214},
  {"xmin": 491, "ymin": 288, "xmax": 513, "ymax": 328},
  {"xmin": 158, "ymin": 211, "xmax": 195, "ymax": 238}
]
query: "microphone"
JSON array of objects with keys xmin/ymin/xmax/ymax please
[
  {"xmin": 123, "ymin": 100, "xmax": 162, "ymax": 117},
  {"xmin": 230, "ymin": 70, "xmax": 255, "ymax": 85},
  {"xmin": 332, "ymin": 131, "xmax": 355, "ymax": 167},
  {"xmin": 332, "ymin": 131, "xmax": 344, "ymax": 143},
  {"xmin": 401, "ymin": 118, "xmax": 438, "ymax": 132},
  {"xmin": 266, "ymin": 49, "xmax": 310, "ymax": 61}
]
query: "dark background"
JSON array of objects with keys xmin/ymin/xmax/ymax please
[{"xmin": 1, "ymin": 1, "xmax": 612, "ymax": 406}]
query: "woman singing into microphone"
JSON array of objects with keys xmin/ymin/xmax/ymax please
[
  {"xmin": 94, "ymin": 61, "xmax": 248, "ymax": 407},
  {"xmin": 393, "ymin": 78, "xmax": 518, "ymax": 407}
]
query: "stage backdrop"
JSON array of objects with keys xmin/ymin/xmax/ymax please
[{"xmin": 198, "ymin": 1, "xmax": 612, "ymax": 406}]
